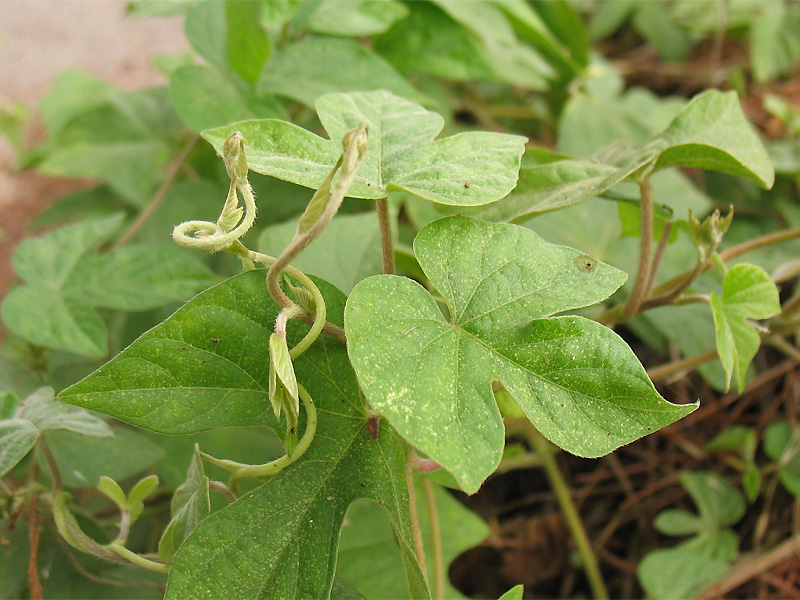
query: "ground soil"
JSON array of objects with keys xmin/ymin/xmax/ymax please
[{"xmin": 0, "ymin": 0, "xmax": 188, "ymax": 297}]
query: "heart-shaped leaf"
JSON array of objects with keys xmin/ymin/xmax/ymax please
[
  {"xmin": 346, "ymin": 216, "xmax": 696, "ymax": 493},
  {"xmin": 710, "ymin": 264, "xmax": 780, "ymax": 392},
  {"xmin": 653, "ymin": 90, "xmax": 775, "ymax": 189},
  {"xmin": 202, "ymin": 90, "xmax": 527, "ymax": 206},
  {"xmin": 60, "ymin": 272, "xmax": 428, "ymax": 598}
]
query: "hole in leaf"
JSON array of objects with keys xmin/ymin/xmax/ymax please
[{"xmin": 573, "ymin": 255, "xmax": 597, "ymax": 273}]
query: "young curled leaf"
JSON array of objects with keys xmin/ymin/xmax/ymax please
[
  {"xmin": 269, "ymin": 333, "xmax": 300, "ymax": 423},
  {"xmin": 688, "ymin": 207, "xmax": 733, "ymax": 264},
  {"xmin": 97, "ymin": 476, "xmax": 128, "ymax": 510},
  {"xmin": 159, "ymin": 446, "xmax": 210, "ymax": 564},
  {"xmin": 223, "ymin": 131, "xmax": 249, "ymax": 185},
  {"xmin": 128, "ymin": 474, "xmax": 160, "ymax": 523}
]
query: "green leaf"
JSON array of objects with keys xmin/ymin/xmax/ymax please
[
  {"xmin": 36, "ymin": 87, "xmax": 182, "ymax": 206},
  {"xmin": 559, "ymin": 82, "xmax": 684, "ymax": 159},
  {"xmin": 763, "ymin": 421, "xmax": 800, "ymax": 497},
  {"xmin": 498, "ymin": 585, "xmax": 525, "ymax": 600},
  {"xmin": 0, "ymin": 386, "xmax": 111, "ymax": 478},
  {"xmin": 710, "ymin": 264, "xmax": 781, "ymax": 392},
  {"xmin": 203, "ymin": 90, "xmax": 527, "ymax": 206},
  {"xmin": 128, "ymin": 474, "xmax": 160, "ymax": 522},
  {"xmin": 1, "ymin": 215, "xmax": 217, "ymax": 357},
  {"xmin": 337, "ymin": 479, "xmax": 489, "ymax": 599},
  {"xmin": 681, "ymin": 471, "xmax": 745, "ymax": 529},
  {"xmin": 346, "ymin": 216, "xmax": 695, "ymax": 493},
  {"xmin": 654, "ymin": 509, "xmax": 704, "ymax": 536},
  {"xmin": 98, "ymin": 476, "xmax": 128, "ymax": 508},
  {"xmin": 430, "ymin": 0, "xmax": 556, "ymax": 90},
  {"xmin": 638, "ymin": 547, "xmax": 729, "ymax": 600},
  {"xmin": 258, "ymin": 38, "xmax": 422, "ymax": 107},
  {"xmin": 269, "ymin": 333, "xmax": 299, "ymax": 418},
  {"xmin": 0, "ymin": 392, "xmax": 19, "ymax": 420},
  {"xmin": 653, "ymin": 90, "xmax": 775, "ymax": 189},
  {"xmin": 750, "ymin": 2, "xmax": 800, "ymax": 84},
  {"xmin": 764, "ymin": 421, "xmax": 794, "ymax": 462},
  {"xmin": 475, "ymin": 151, "xmax": 652, "ymax": 221},
  {"xmin": 170, "ymin": 65, "xmax": 286, "ymax": 133},
  {"xmin": 159, "ymin": 446, "xmax": 210, "ymax": 564},
  {"xmin": 184, "ymin": 0, "xmax": 227, "ymax": 70},
  {"xmin": 39, "ymin": 70, "xmax": 113, "ymax": 138},
  {"xmin": 0, "ymin": 419, "xmax": 38, "ymax": 478},
  {"xmin": 373, "ymin": 1, "xmax": 493, "ymax": 81},
  {"xmin": 225, "ymin": 0, "xmax": 271, "ymax": 84},
  {"xmin": 19, "ymin": 387, "xmax": 112, "ymax": 438},
  {"xmin": 705, "ymin": 425, "xmax": 755, "ymax": 454},
  {"xmin": 307, "ymin": 0, "xmax": 409, "ymax": 36},
  {"xmin": 68, "ymin": 272, "xmax": 427, "ymax": 598},
  {"xmin": 73, "ymin": 246, "xmax": 219, "ymax": 312},
  {"xmin": 259, "ymin": 211, "xmax": 389, "ymax": 293},
  {"xmin": 0, "ymin": 519, "xmax": 30, "ymax": 597}
]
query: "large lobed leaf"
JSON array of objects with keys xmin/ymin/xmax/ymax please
[
  {"xmin": 60, "ymin": 272, "xmax": 429, "ymax": 599},
  {"xmin": 346, "ymin": 216, "xmax": 696, "ymax": 493},
  {"xmin": 202, "ymin": 90, "xmax": 527, "ymax": 207}
]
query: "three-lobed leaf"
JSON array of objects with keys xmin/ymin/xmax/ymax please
[
  {"xmin": 346, "ymin": 216, "xmax": 696, "ymax": 493},
  {"xmin": 202, "ymin": 90, "xmax": 527, "ymax": 206},
  {"xmin": 710, "ymin": 264, "xmax": 781, "ymax": 392}
]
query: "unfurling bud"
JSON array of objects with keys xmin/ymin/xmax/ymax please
[
  {"xmin": 688, "ymin": 206, "xmax": 733, "ymax": 264},
  {"xmin": 223, "ymin": 131, "xmax": 248, "ymax": 185}
]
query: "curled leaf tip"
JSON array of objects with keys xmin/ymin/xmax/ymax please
[{"xmin": 223, "ymin": 131, "xmax": 248, "ymax": 184}]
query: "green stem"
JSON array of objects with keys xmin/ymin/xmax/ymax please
[
  {"xmin": 209, "ymin": 481, "xmax": 238, "ymax": 503},
  {"xmin": 114, "ymin": 509, "xmax": 131, "ymax": 545},
  {"xmin": 526, "ymin": 427, "xmax": 609, "ymax": 600},
  {"xmin": 244, "ymin": 247, "xmax": 345, "ymax": 351},
  {"xmin": 422, "ymin": 477, "xmax": 444, "ymax": 600},
  {"xmin": 218, "ymin": 385, "xmax": 317, "ymax": 496},
  {"xmin": 649, "ymin": 226, "xmax": 800, "ymax": 300},
  {"xmin": 38, "ymin": 436, "xmax": 63, "ymax": 490},
  {"xmin": 105, "ymin": 544, "xmax": 170, "ymax": 574},
  {"xmin": 376, "ymin": 197, "xmax": 395, "ymax": 275},
  {"xmin": 624, "ymin": 177, "xmax": 654, "ymax": 319}
]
